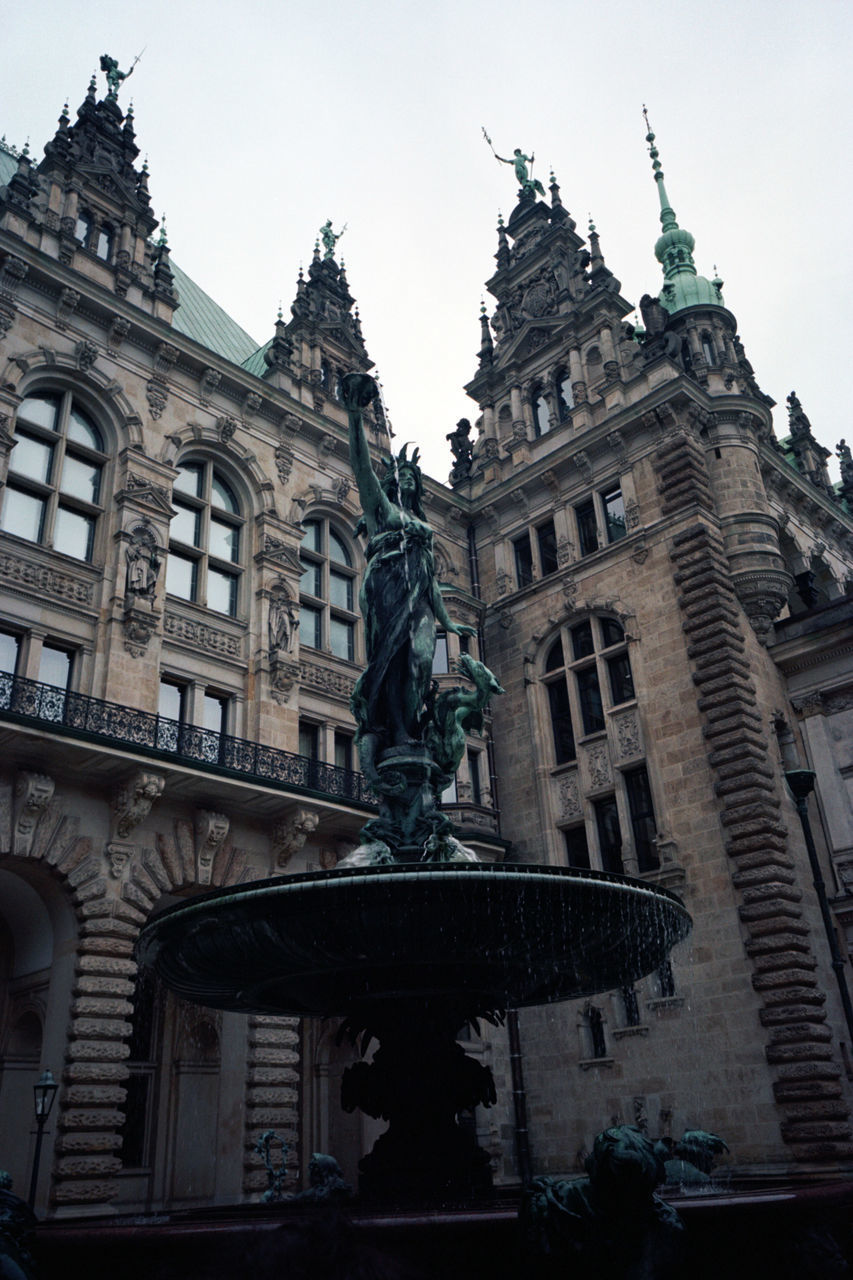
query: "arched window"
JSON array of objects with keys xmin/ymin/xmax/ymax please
[
  {"xmin": 166, "ymin": 461, "xmax": 244, "ymax": 616},
  {"xmin": 556, "ymin": 369, "xmax": 574, "ymax": 421},
  {"xmin": 532, "ymin": 387, "xmax": 550, "ymax": 438},
  {"xmin": 542, "ymin": 617, "xmax": 659, "ymax": 874},
  {"xmin": 299, "ymin": 518, "xmax": 358, "ymax": 662},
  {"xmin": 1, "ymin": 391, "xmax": 106, "ymax": 562}
]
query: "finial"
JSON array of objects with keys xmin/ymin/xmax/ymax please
[
  {"xmin": 497, "ymin": 212, "xmax": 504, "ymax": 228},
  {"xmin": 142, "ymin": 155, "xmax": 149, "ymax": 173},
  {"xmin": 157, "ymin": 214, "xmax": 169, "ymax": 247},
  {"xmin": 480, "ymin": 298, "xmax": 487, "ymax": 316},
  {"xmin": 88, "ymin": 72, "xmax": 97, "ymax": 99},
  {"xmin": 298, "ymin": 264, "xmax": 304, "ymax": 281},
  {"xmin": 277, "ymin": 300, "xmax": 283, "ymax": 322},
  {"xmin": 59, "ymin": 101, "xmax": 70, "ymax": 124},
  {"xmin": 588, "ymin": 213, "xmax": 597, "ymax": 235},
  {"xmin": 21, "ymin": 139, "xmax": 30, "ymax": 159}
]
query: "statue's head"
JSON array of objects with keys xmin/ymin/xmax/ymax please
[
  {"xmin": 585, "ymin": 1126, "xmax": 664, "ymax": 1206},
  {"xmin": 382, "ymin": 444, "xmax": 426, "ymax": 518}
]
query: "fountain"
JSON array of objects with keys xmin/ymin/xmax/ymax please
[{"xmin": 137, "ymin": 373, "xmax": 691, "ymax": 1201}]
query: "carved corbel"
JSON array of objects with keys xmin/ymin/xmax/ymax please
[
  {"xmin": 154, "ymin": 343, "xmax": 179, "ymax": 378},
  {"xmin": 318, "ymin": 434, "xmax": 336, "ymax": 457},
  {"xmin": 146, "ymin": 380, "xmax": 168, "ymax": 420},
  {"xmin": 199, "ymin": 367, "xmax": 221, "ymax": 405},
  {"xmin": 112, "ymin": 770, "xmax": 165, "ymax": 840},
  {"xmin": 195, "ymin": 810, "xmax": 229, "ymax": 886},
  {"xmin": 217, "ymin": 415, "xmax": 238, "ymax": 443},
  {"xmin": 271, "ymin": 808, "xmax": 320, "ymax": 870},
  {"xmin": 243, "ymin": 391, "xmax": 262, "ymax": 420},
  {"xmin": 573, "ymin": 450, "xmax": 593, "ymax": 482},
  {"xmin": 56, "ymin": 287, "xmax": 81, "ymax": 329},
  {"xmin": 13, "ymin": 772, "xmax": 55, "ymax": 856},
  {"xmin": 107, "ymin": 315, "xmax": 131, "ymax": 350}
]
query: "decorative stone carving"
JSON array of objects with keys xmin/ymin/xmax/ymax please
[
  {"xmin": 299, "ymin": 661, "xmax": 355, "ymax": 700},
  {"xmin": 104, "ymin": 840, "xmax": 134, "ymax": 880},
  {"xmin": 282, "ymin": 412, "xmax": 301, "ymax": 436},
  {"xmin": 125, "ymin": 520, "xmax": 161, "ymax": 600},
  {"xmin": 275, "ymin": 444, "xmax": 294, "ymax": 484},
  {"xmin": 146, "ymin": 380, "xmax": 168, "ymax": 420},
  {"xmin": 13, "ymin": 772, "xmax": 55, "ymax": 856},
  {"xmin": 606, "ymin": 430, "xmax": 628, "ymax": 467},
  {"xmin": 218, "ymin": 415, "xmax": 238, "ymax": 443},
  {"xmin": 585, "ymin": 742, "xmax": 611, "ymax": 791},
  {"xmin": 56, "ymin": 287, "xmax": 81, "ymax": 328},
  {"xmin": 0, "ymin": 550, "xmax": 93, "ymax": 604},
  {"xmin": 613, "ymin": 710, "xmax": 641, "ymax": 760},
  {"xmin": 195, "ymin": 810, "xmax": 230, "ymax": 886},
  {"xmin": 559, "ymin": 773, "xmax": 582, "ymax": 819},
  {"xmin": 561, "ymin": 574, "xmax": 578, "ymax": 610},
  {"xmin": 556, "ymin": 537, "xmax": 573, "ymax": 568},
  {"xmin": 74, "ymin": 339, "xmax": 99, "ymax": 371},
  {"xmin": 624, "ymin": 498, "xmax": 641, "ymax": 530},
  {"xmin": 243, "ymin": 391, "xmax": 262, "ymax": 419},
  {"xmin": 164, "ymin": 613, "xmax": 242, "ymax": 658},
  {"xmin": 499, "ymin": 609, "xmax": 513, "ymax": 631},
  {"xmin": 122, "ymin": 603, "xmax": 159, "ymax": 657},
  {"xmin": 335, "ymin": 476, "xmax": 351, "ymax": 504},
  {"xmin": 107, "ymin": 315, "xmax": 130, "ymax": 349},
  {"xmin": 573, "ymin": 450, "xmax": 593, "ymax": 480},
  {"xmin": 111, "ymin": 770, "xmax": 165, "ymax": 840},
  {"xmin": 269, "ymin": 582, "xmax": 299, "ymax": 654},
  {"xmin": 495, "ymin": 570, "xmax": 511, "ymax": 597},
  {"xmin": 154, "ymin": 343, "xmax": 178, "ymax": 377},
  {"xmin": 270, "ymin": 656, "xmax": 301, "ymax": 705},
  {"xmin": 630, "ymin": 541, "xmax": 648, "ymax": 565},
  {"xmin": 272, "ymin": 808, "xmax": 320, "ymax": 870},
  {"xmin": 199, "ymin": 367, "xmax": 221, "ymax": 405},
  {"xmin": 319, "ymin": 434, "xmax": 336, "ymax": 457}
]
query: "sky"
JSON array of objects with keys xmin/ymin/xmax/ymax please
[{"xmin": 3, "ymin": 0, "xmax": 851, "ymax": 483}]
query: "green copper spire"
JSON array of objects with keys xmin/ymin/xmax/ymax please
[{"xmin": 643, "ymin": 106, "xmax": 724, "ymax": 314}]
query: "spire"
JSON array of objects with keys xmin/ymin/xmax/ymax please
[
  {"xmin": 478, "ymin": 299, "xmax": 493, "ymax": 369},
  {"xmin": 495, "ymin": 213, "xmax": 510, "ymax": 271},
  {"xmin": 643, "ymin": 106, "xmax": 724, "ymax": 314}
]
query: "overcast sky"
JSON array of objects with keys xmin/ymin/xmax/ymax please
[{"xmin": 4, "ymin": 0, "xmax": 851, "ymax": 482}]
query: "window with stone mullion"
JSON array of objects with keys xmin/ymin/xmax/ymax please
[
  {"xmin": 167, "ymin": 461, "xmax": 242, "ymax": 616},
  {"xmin": 299, "ymin": 518, "xmax": 357, "ymax": 662}
]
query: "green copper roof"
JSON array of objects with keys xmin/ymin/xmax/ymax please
[
  {"xmin": 643, "ymin": 111, "xmax": 724, "ymax": 315},
  {"xmin": 170, "ymin": 262, "xmax": 260, "ymax": 364},
  {"xmin": 240, "ymin": 339, "xmax": 272, "ymax": 378},
  {"xmin": 0, "ymin": 142, "xmax": 18, "ymax": 186}
]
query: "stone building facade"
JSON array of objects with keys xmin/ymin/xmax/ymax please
[{"xmin": 0, "ymin": 74, "xmax": 851, "ymax": 1215}]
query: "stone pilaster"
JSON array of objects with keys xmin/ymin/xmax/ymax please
[{"xmin": 242, "ymin": 1016, "xmax": 301, "ymax": 1198}]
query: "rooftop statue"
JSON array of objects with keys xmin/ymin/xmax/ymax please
[
  {"xmin": 483, "ymin": 129, "xmax": 546, "ymax": 199},
  {"xmin": 99, "ymin": 51, "xmax": 142, "ymax": 100},
  {"xmin": 340, "ymin": 373, "xmax": 502, "ymax": 863},
  {"xmin": 320, "ymin": 218, "xmax": 347, "ymax": 260}
]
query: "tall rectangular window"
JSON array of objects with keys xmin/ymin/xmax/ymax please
[
  {"xmin": 602, "ymin": 487, "xmax": 627, "ymax": 544},
  {"xmin": 0, "ymin": 632, "xmax": 19, "ymax": 676},
  {"xmin": 298, "ymin": 721, "xmax": 319, "ymax": 760},
  {"xmin": 594, "ymin": 796, "xmax": 623, "ymax": 874},
  {"xmin": 536, "ymin": 520, "xmax": 559, "ymax": 576},
  {"xmin": 432, "ymin": 631, "xmax": 449, "ymax": 675},
  {"xmin": 334, "ymin": 731, "xmax": 353, "ymax": 772},
  {"xmin": 157, "ymin": 679, "xmax": 186, "ymax": 752},
  {"xmin": 624, "ymin": 765, "xmax": 659, "ymax": 871},
  {"xmin": 467, "ymin": 749, "xmax": 482, "ymax": 806},
  {"xmin": 576, "ymin": 667, "xmax": 605, "ymax": 734},
  {"xmin": 575, "ymin": 500, "xmax": 598, "ymax": 557},
  {"xmin": 547, "ymin": 680, "xmax": 576, "ymax": 764},
  {"xmin": 607, "ymin": 652, "xmax": 635, "ymax": 704},
  {"xmin": 514, "ymin": 533, "xmax": 534, "ymax": 588}
]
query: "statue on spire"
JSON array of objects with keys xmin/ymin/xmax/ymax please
[
  {"xmin": 320, "ymin": 219, "xmax": 347, "ymax": 261},
  {"xmin": 99, "ymin": 51, "xmax": 144, "ymax": 100},
  {"xmin": 482, "ymin": 130, "xmax": 545, "ymax": 200}
]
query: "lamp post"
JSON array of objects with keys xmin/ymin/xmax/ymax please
[{"xmin": 27, "ymin": 1068, "xmax": 58, "ymax": 1211}]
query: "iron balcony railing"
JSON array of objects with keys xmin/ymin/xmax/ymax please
[{"xmin": 0, "ymin": 671, "xmax": 377, "ymax": 807}]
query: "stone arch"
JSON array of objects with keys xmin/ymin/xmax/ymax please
[
  {"xmin": 161, "ymin": 423, "xmax": 276, "ymax": 514},
  {"xmin": 3, "ymin": 348, "xmax": 143, "ymax": 450}
]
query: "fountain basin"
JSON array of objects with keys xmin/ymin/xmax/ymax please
[{"xmin": 137, "ymin": 862, "xmax": 691, "ymax": 1016}]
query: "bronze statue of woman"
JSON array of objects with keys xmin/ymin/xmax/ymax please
[{"xmin": 340, "ymin": 374, "xmax": 474, "ymax": 787}]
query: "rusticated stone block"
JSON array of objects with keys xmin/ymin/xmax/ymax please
[
  {"xmin": 767, "ymin": 1022, "xmax": 832, "ymax": 1044},
  {"xmin": 747, "ymin": 912, "xmax": 808, "ymax": 936},
  {"xmin": 74, "ymin": 876, "xmax": 109, "ymax": 903},
  {"xmin": 760, "ymin": 1004, "xmax": 827, "ymax": 1027},
  {"xmin": 733, "ymin": 851, "xmax": 796, "ymax": 877},
  {"xmin": 78, "ymin": 954, "xmax": 136, "ymax": 976},
  {"xmin": 766, "ymin": 1041, "xmax": 834, "ymax": 1063},
  {"xmin": 740, "ymin": 883, "xmax": 801, "ymax": 906},
  {"xmin": 66, "ymin": 1039, "xmax": 130, "ymax": 1062},
  {"xmin": 774, "ymin": 1060, "xmax": 841, "ymax": 1082},
  {"xmin": 243, "ymin": 1107, "xmax": 298, "ymax": 1127},
  {"xmin": 55, "ymin": 1155, "xmax": 123, "ymax": 1178},
  {"xmin": 751, "ymin": 951, "xmax": 816, "ymax": 974},
  {"xmin": 783, "ymin": 1141, "xmax": 853, "ymax": 1161},
  {"xmin": 71, "ymin": 1017, "xmax": 133, "ymax": 1041},
  {"xmin": 74, "ymin": 975, "xmax": 135, "ymax": 997},
  {"xmin": 52, "ymin": 1179, "xmax": 117, "ymax": 1204},
  {"xmin": 249, "ymin": 1046, "xmax": 300, "ymax": 1066},
  {"xmin": 56, "ymin": 1131, "xmax": 123, "ymax": 1153},
  {"xmin": 122, "ymin": 879, "xmax": 156, "ymax": 912},
  {"xmin": 247, "ymin": 1027, "xmax": 297, "ymax": 1047},
  {"xmin": 72, "ymin": 997, "xmax": 133, "ymax": 1019},
  {"xmin": 246, "ymin": 1087, "xmax": 298, "ymax": 1107},
  {"xmin": 81, "ymin": 916, "xmax": 138, "ymax": 939},
  {"xmin": 64, "ymin": 1085, "xmax": 127, "ymax": 1106},
  {"xmin": 781, "ymin": 1120, "xmax": 852, "ymax": 1142},
  {"xmin": 782, "ymin": 1100, "xmax": 849, "ymax": 1122},
  {"xmin": 247, "ymin": 1066, "xmax": 300, "ymax": 1086},
  {"xmin": 58, "ymin": 1108, "xmax": 125, "ymax": 1130},
  {"xmin": 64, "ymin": 1062, "xmax": 130, "ymax": 1082},
  {"xmin": 732, "ymin": 867, "xmax": 796, "ymax": 891},
  {"xmin": 774, "ymin": 1078, "xmax": 843, "ymax": 1102},
  {"xmin": 760, "ymin": 986, "xmax": 824, "ymax": 1007}
]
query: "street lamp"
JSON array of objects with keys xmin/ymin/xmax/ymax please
[{"xmin": 27, "ymin": 1068, "xmax": 58, "ymax": 1211}]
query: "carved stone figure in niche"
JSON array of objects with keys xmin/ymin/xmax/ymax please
[
  {"xmin": 446, "ymin": 418, "xmax": 473, "ymax": 484},
  {"xmin": 125, "ymin": 522, "xmax": 161, "ymax": 600},
  {"xmin": 269, "ymin": 589, "xmax": 299, "ymax": 654}
]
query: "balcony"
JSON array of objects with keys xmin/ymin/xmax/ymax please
[{"xmin": 0, "ymin": 671, "xmax": 376, "ymax": 810}]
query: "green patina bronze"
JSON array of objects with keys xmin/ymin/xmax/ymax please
[
  {"xmin": 320, "ymin": 218, "xmax": 347, "ymax": 260},
  {"xmin": 99, "ymin": 53, "xmax": 140, "ymax": 100},
  {"xmin": 483, "ymin": 129, "xmax": 546, "ymax": 200},
  {"xmin": 340, "ymin": 373, "xmax": 502, "ymax": 863}
]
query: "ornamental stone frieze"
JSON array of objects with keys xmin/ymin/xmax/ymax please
[
  {"xmin": 299, "ymin": 660, "xmax": 356, "ymax": 702},
  {"xmin": 271, "ymin": 808, "xmax": 319, "ymax": 871},
  {"xmin": 557, "ymin": 771, "xmax": 582, "ymax": 820},
  {"xmin": 195, "ymin": 810, "xmax": 230, "ymax": 886},
  {"xmin": 612, "ymin": 709, "xmax": 643, "ymax": 761},
  {"xmin": 163, "ymin": 611, "xmax": 243, "ymax": 660},
  {"xmin": 583, "ymin": 740, "xmax": 612, "ymax": 793},
  {"xmin": 0, "ymin": 548, "xmax": 95, "ymax": 606},
  {"xmin": 13, "ymin": 771, "xmax": 55, "ymax": 856},
  {"xmin": 111, "ymin": 770, "xmax": 165, "ymax": 840}
]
